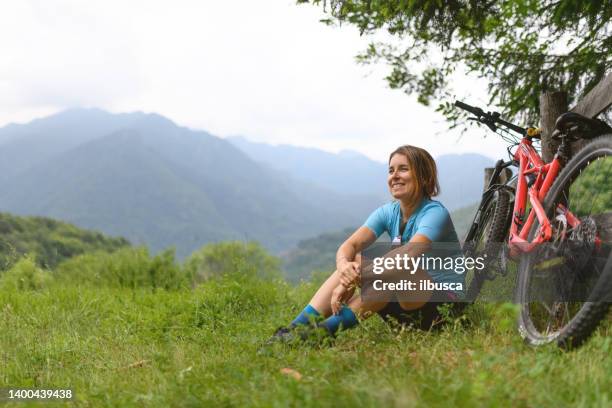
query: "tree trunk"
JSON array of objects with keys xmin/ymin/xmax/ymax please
[
  {"xmin": 483, "ymin": 168, "xmax": 495, "ymax": 191},
  {"xmin": 483, "ymin": 167, "xmax": 512, "ymax": 191},
  {"xmin": 539, "ymin": 92, "xmax": 568, "ymax": 162}
]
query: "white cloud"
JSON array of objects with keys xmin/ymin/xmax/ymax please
[{"xmin": 0, "ymin": 0, "xmax": 512, "ymax": 162}]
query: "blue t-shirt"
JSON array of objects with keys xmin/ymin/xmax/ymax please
[{"xmin": 363, "ymin": 198, "xmax": 465, "ymax": 291}]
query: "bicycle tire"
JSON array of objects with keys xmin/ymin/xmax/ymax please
[
  {"xmin": 517, "ymin": 134, "xmax": 612, "ymax": 349},
  {"xmin": 464, "ymin": 188, "xmax": 512, "ymax": 302}
]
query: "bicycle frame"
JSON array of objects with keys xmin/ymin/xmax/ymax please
[
  {"xmin": 453, "ymin": 100, "xmax": 601, "ymax": 258},
  {"xmin": 507, "ymin": 137, "xmax": 580, "ymax": 257}
]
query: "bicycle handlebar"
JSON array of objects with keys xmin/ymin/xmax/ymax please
[
  {"xmin": 454, "ymin": 100, "xmax": 527, "ymax": 136},
  {"xmin": 455, "ymin": 100, "xmax": 485, "ymax": 117}
]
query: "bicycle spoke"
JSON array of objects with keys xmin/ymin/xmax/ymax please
[
  {"xmin": 587, "ymin": 177, "xmax": 598, "ymax": 216},
  {"xmin": 545, "ymin": 315, "xmax": 553, "ymax": 335},
  {"xmin": 547, "ymin": 303, "xmax": 561, "ymax": 335},
  {"xmin": 539, "ymin": 301, "xmax": 553, "ymax": 315}
]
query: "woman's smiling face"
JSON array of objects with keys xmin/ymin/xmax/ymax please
[{"xmin": 388, "ymin": 153, "xmax": 415, "ymax": 200}]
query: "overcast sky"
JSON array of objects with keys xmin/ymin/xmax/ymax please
[{"xmin": 0, "ymin": 0, "xmax": 511, "ymax": 162}]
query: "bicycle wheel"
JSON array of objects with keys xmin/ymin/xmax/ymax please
[
  {"xmin": 517, "ymin": 135, "xmax": 612, "ymax": 349},
  {"xmin": 464, "ymin": 188, "xmax": 512, "ymax": 302}
]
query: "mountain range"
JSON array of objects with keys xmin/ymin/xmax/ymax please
[
  {"xmin": 228, "ymin": 136, "xmax": 494, "ymax": 211},
  {"xmin": 0, "ymin": 109, "xmax": 379, "ymax": 257},
  {"xmin": 0, "ymin": 109, "xmax": 492, "ymax": 258}
]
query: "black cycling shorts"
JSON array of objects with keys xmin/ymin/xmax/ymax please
[{"xmin": 376, "ymin": 291, "xmax": 458, "ymax": 330}]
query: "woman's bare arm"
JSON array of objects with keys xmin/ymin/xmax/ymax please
[{"xmin": 335, "ymin": 226, "xmax": 377, "ymax": 288}]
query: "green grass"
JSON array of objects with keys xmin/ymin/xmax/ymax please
[{"xmin": 1, "ymin": 273, "xmax": 610, "ymax": 407}]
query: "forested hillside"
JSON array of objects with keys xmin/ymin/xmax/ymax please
[{"xmin": 0, "ymin": 212, "xmax": 128, "ymax": 270}]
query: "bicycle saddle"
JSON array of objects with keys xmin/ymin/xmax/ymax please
[{"xmin": 552, "ymin": 112, "xmax": 612, "ymax": 141}]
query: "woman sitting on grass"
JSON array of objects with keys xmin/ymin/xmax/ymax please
[{"xmin": 271, "ymin": 145, "xmax": 464, "ymax": 342}]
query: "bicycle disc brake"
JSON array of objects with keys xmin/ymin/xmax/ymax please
[{"xmin": 566, "ymin": 217, "xmax": 598, "ymax": 271}]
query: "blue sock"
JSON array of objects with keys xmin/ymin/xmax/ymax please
[
  {"xmin": 320, "ymin": 305, "xmax": 359, "ymax": 335},
  {"xmin": 291, "ymin": 304, "xmax": 321, "ymax": 327}
]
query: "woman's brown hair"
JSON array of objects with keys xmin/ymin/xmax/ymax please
[{"xmin": 388, "ymin": 145, "xmax": 440, "ymax": 198}]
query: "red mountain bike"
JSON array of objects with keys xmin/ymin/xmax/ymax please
[{"xmin": 457, "ymin": 100, "xmax": 612, "ymax": 349}]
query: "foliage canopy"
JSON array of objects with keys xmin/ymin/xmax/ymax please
[
  {"xmin": 299, "ymin": 0, "xmax": 611, "ymax": 127},
  {"xmin": 184, "ymin": 241, "xmax": 282, "ymax": 283},
  {"xmin": 55, "ymin": 247, "xmax": 187, "ymax": 290}
]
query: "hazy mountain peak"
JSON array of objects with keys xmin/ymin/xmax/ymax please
[
  {"xmin": 57, "ymin": 107, "xmax": 110, "ymax": 116},
  {"xmin": 1, "ymin": 108, "xmax": 179, "ymax": 132},
  {"xmin": 132, "ymin": 111, "xmax": 177, "ymax": 128},
  {"xmin": 338, "ymin": 149, "xmax": 372, "ymax": 160}
]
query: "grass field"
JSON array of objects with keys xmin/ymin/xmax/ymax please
[{"xmin": 1, "ymin": 270, "xmax": 610, "ymax": 408}]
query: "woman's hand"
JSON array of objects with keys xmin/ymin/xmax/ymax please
[
  {"xmin": 337, "ymin": 260, "xmax": 360, "ymax": 288},
  {"xmin": 331, "ymin": 284, "xmax": 355, "ymax": 315},
  {"xmin": 335, "ymin": 226, "xmax": 376, "ymax": 288}
]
